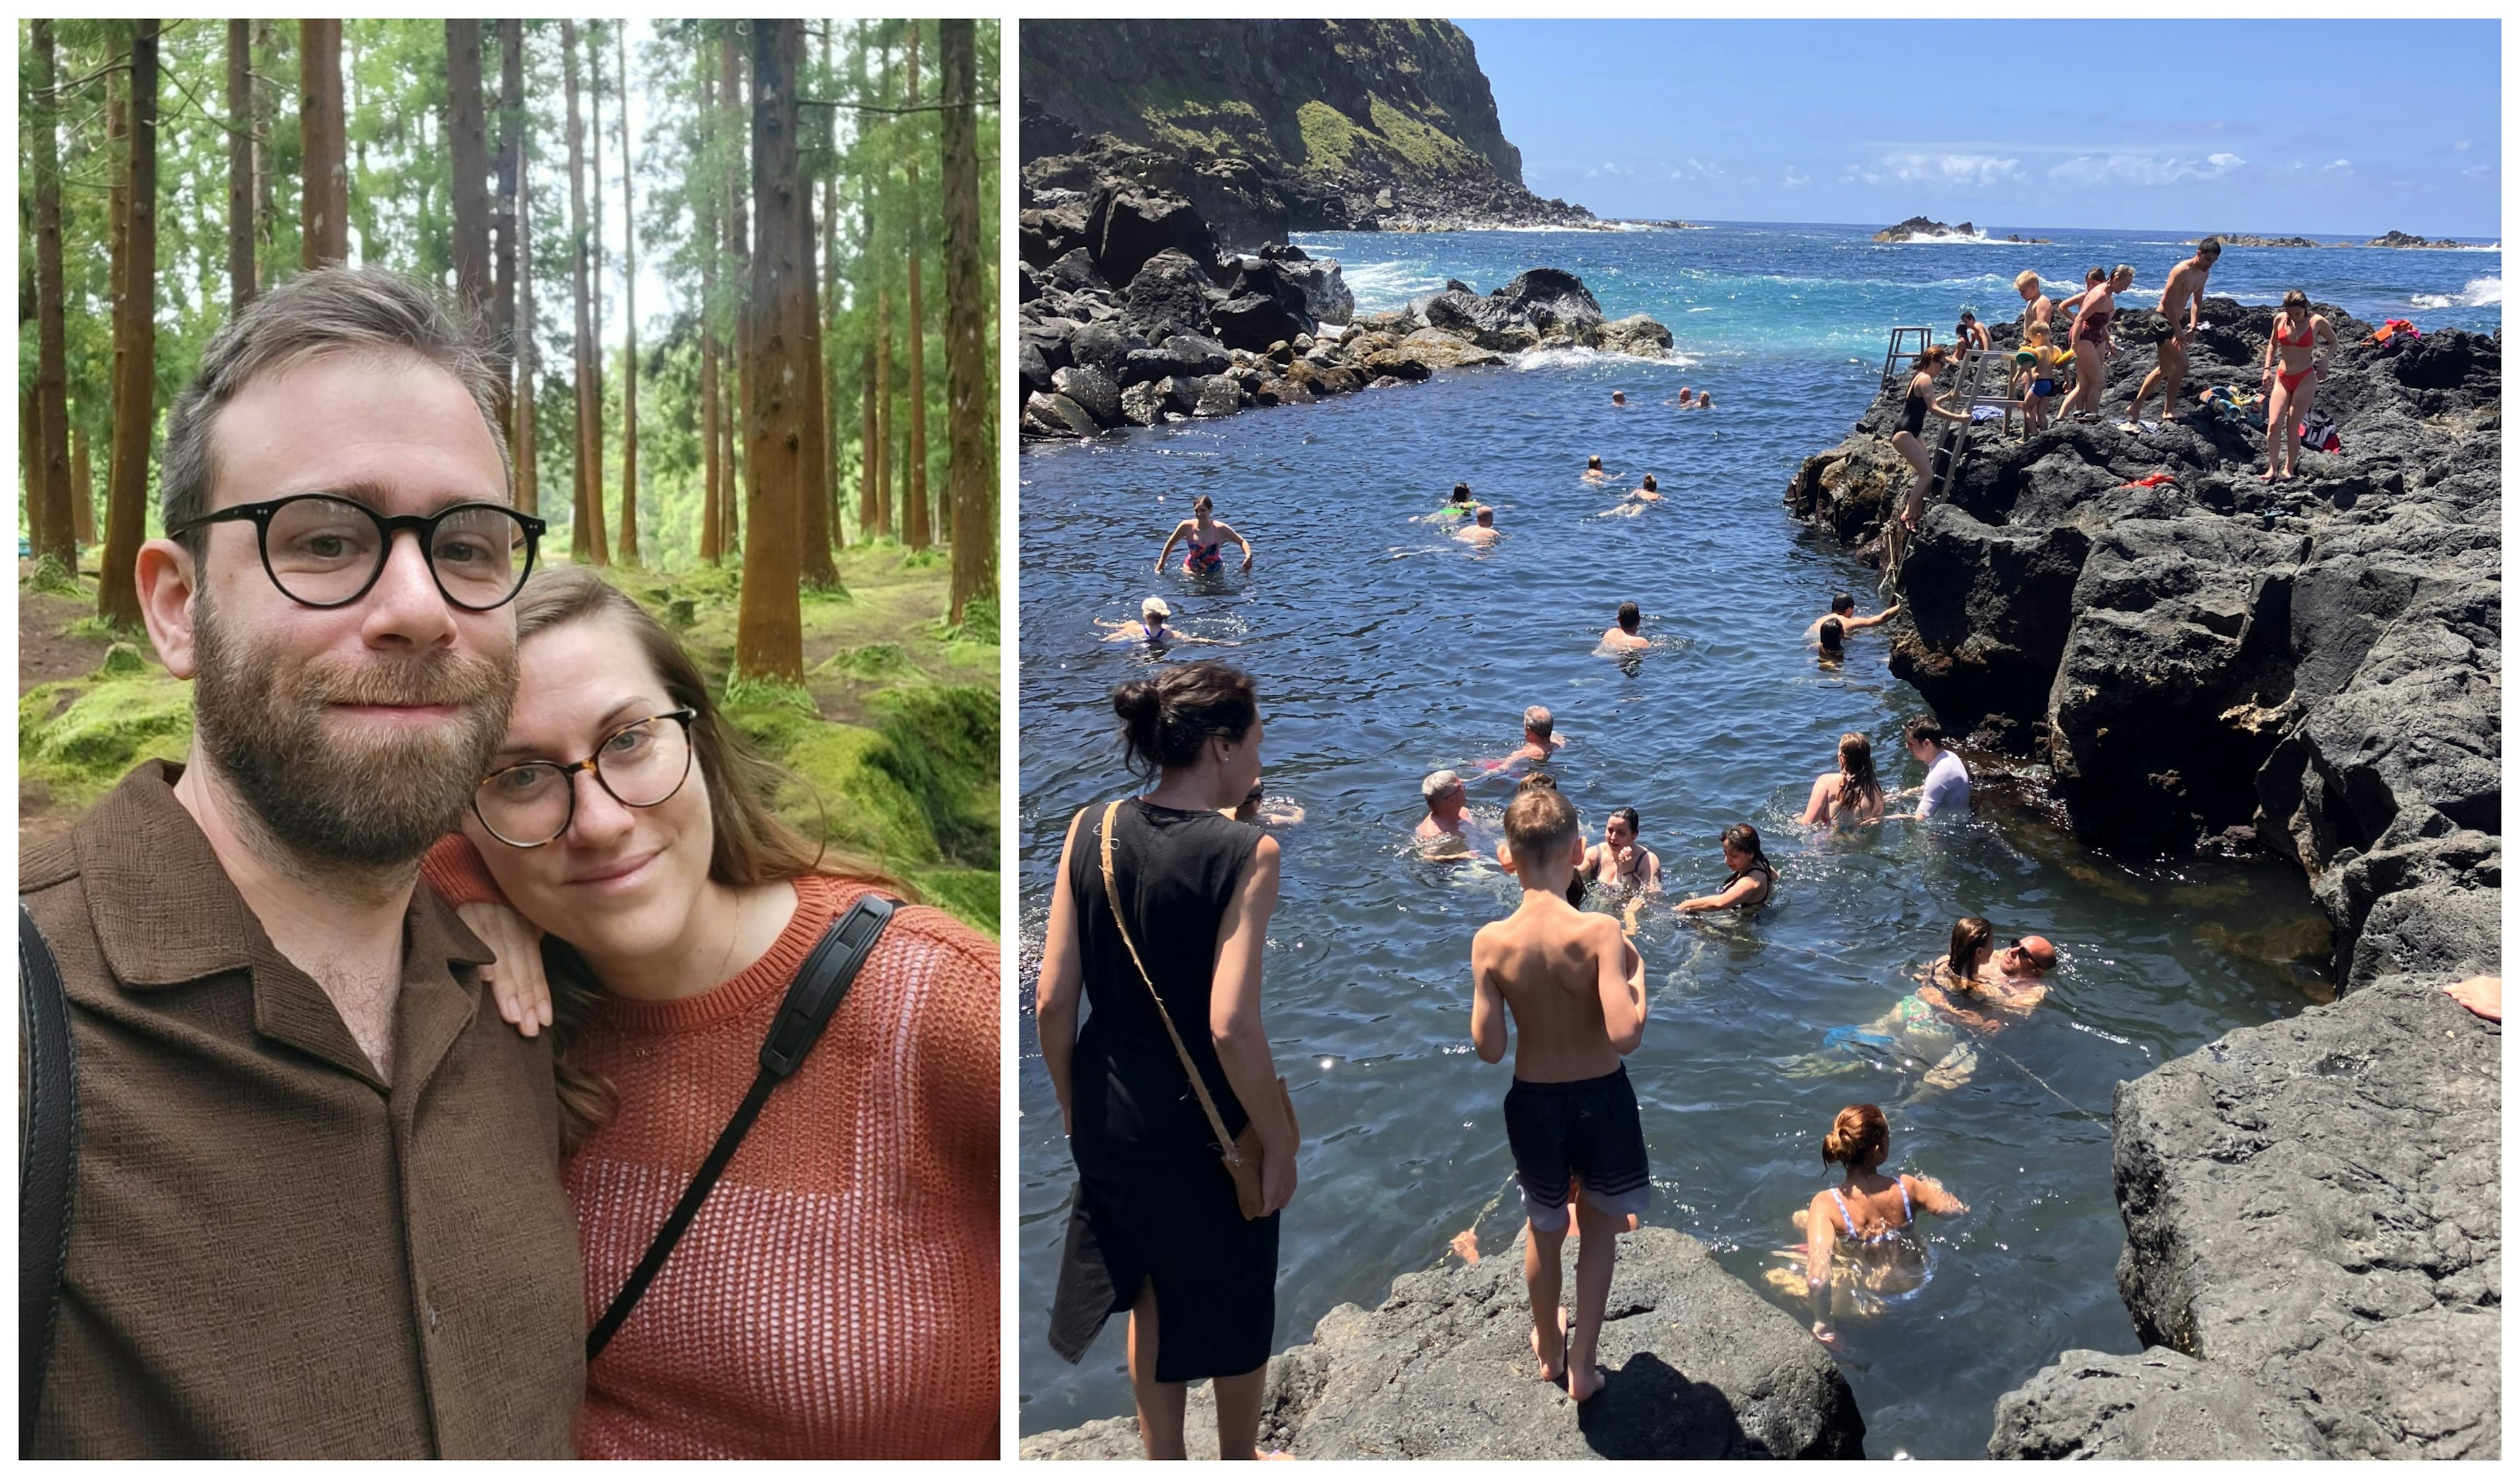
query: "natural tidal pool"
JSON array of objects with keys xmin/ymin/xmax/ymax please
[{"xmin": 1014, "ymin": 223, "xmax": 2468, "ymax": 1457}]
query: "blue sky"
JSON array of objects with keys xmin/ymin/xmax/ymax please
[{"xmin": 1457, "ymin": 20, "xmax": 2501, "ymax": 239}]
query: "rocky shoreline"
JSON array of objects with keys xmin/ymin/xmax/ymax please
[
  {"xmin": 1020, "ymin": 1226, "xmax": 1866, "ymax": 1460},
  {"xmin": 1018, "ymin": 182, "xmax": 1670, "ymax": 442},
  {"xmin": 1783, "ymin": 301, "xmax": 2502, "ymax": 1456},
  {"xmin": 2188, "ymin": 230, "xmax": 2496, "ymax": 249}
]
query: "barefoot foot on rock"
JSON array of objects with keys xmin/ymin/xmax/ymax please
[
  {"xmin": 1568, "ymin": 1364, "xmax": 1608, "ymax": 1403},
  {"xmin": 1531, "ymin": 1305, "xmax": 1568, "ymax": 1383}
]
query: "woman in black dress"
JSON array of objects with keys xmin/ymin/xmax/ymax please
[{"xmin": 1038, "ymin": 662, "xmax": 1295, "ymax": 1459}]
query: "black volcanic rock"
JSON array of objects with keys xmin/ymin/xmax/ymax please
[{"xmin": 1090, "ymin": 187, "xmax": 1221, "ymax": 293}]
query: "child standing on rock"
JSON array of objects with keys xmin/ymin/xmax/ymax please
[{"xmin": 1469, "ymin": 785, "xmax": 1651, "ymax": 1402}]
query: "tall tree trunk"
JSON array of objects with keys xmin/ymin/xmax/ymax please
[
  {"xmin": 299, "ymin": 20, "xmax": 348, "ymax": 266},
  {"xmin": 225, "ymin": 21, "xmax": 256, "ymax": 313},
  {"xmin": 858, "ymin": 340, "xmax": 878, "ymax": 543},
  {"xmin": 820, "ymin": 22, "xmax": 843, "ymax": 552},
  {"xmin": 696, "ymin": 49, "xmax": 721, "ymax": 564},
  {"xmin": 446, "ymin": 22, "xmax": 494, "ymax": 355},
  {"xmin": 585, "ymin": 21, "xmax": 608, "ymax": 557},
  {"xmin": 512, "ymin": 26, "xmax": 538, "ymax": 518},
  {"xmin": 614, "ymin": 22, "xmax": 639, "ymax": 566},
  {"xmin": 734, "ymin": 18, "xmax": 806, "ymax": 683},
  {"xmin": 721, "ymin": 28, "xmax": 749, "ymax": 564},
  {"xmin": 940, "ymin": 20, "xmax": 992, "ymax": 623},
  {"xmin": 491, "ymin": 20, "xmax": 522, "ymax": 438},
  {"xmin": 72, "ymin": 419, "xmax": 96, "ymax": 547},
  {"xmin": 23, "ymin": 241, "xmax": 41, "ymax": 557},
  {"xmin": 561, "ymin": 22, "xmax": 606, "ymax": 565},
  {"xmin": 872, "ymin": 39, "xmax": 894, "ymax": 542},
  {"xmin": 902, "ymin": 25, "xmax": 931, "ymax": 551},
  {"xmin": 31, "ymin": 19, "xmax": 75, "ymax": 565},
  {"xmin": 100, "ymin": 22, "xmax": 160, "ymax": 629},
  {"xmin": 252, "ymin": 21, "xmax": 277, "ymax": 276},
  {"xmin": 793, "ymin": 41, "xmax": 833, "ymax": 587}
]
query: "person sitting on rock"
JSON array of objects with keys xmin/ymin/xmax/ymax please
[
  {"xmin": 1675, "ymin": 823, "xmax": 1775, "ymax": 913},
  {"xmin": 1889, "ymin": 717, "xmax": 1970, "ymax": 820},
  {"xmin": 1415, "ymin": 768, "xmax": 1472, "ymax": 858},
  {"xmin": 1601, "ymin": 601, "xmax": 1651, "ymax": 654},
  {"xmin": 1154, "ymin": 493, "xmax": 1253, "ymax": 575},
  {"xmin": 1954, "ymin": 309, "xmax": 1992, "ymax": 353},
  {"xmin": 1456, "ymin": 505, "xmax": 1502, "ymax": 546},
  {"xmin": 1791, "ymin": 1104, "xmax": 1966, "ymax": 1344},
  {"xmin": 1801, "ymin": 732, "xmax": 1887, "ymax": 828},
  {"xmin": 1468, "ymin": 783, "xmax": 1651, "ymax": 1402}
]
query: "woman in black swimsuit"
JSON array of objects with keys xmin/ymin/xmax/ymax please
[
  {"xmin": 1584, "ymin": 806, "xmax": 1662, "ymax": 894},
  {"xmin": 1676, "ymin": 822, "xmax": 1775, "ymax": 912},
  {"xmin": 1890, "ymin": 345, "xmax": 1967, "ymax": 531},
  {"xmin": 1038, "ymin": 661, "xmax": 1295, "ymax": 1459}
]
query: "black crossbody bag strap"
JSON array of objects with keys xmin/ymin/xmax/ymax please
[
  {"xmin": 19, "ymin": 903, "xmax": 79, "ymax": 1457},
  {"xmin": 586, "ymin": 894, "xmax": 895, "ymax": 1360}
]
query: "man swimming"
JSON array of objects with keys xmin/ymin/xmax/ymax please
[
  {"xmin": 1890, "ymin": 717, "xmax": 1970, "ymax": 820},
  {"xmin": 2123, "ymin": 238, "xmax": 2220, "ymax": 428},
  {"xmin": 1416, "ymin": 768, "xmax": 1472, "ymax": 857},
  {"xmin": 1456, "ymin": 505, "xmax": 1502, "ymax": 545},
  {"xmin": 1498, "ymin": 705, "xmax": 1566, "ymax": 767},
  {"xmin": 1610, "ymin": 390, "xmax": 1628, "ymax": 407},
  {"xmin": 1583, "ymin": 457, "xmax": 1607, "ymax": 482},
  {"xmin": 1810, "ymin": 593, "xmax": 1898, "ymax": 657},
  {"xmin": 1601, "ymin": 602, "xmax": 1650, "ymax": 654}
]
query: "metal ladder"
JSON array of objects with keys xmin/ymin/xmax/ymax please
[
  {"xmin": 1880, "ymin": 343, "xmax": 2017, "ymax": 598},
  {"xmin": 1880, "ymin": 326, "xmax": 1933, "ymax": 392}
]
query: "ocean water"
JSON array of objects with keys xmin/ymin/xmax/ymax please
[{"xmin": 1015, "ymin": 222, "xmax": 2487, "ymax": 1458}]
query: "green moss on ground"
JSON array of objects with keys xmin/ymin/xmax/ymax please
[
  {"xmin": 911, "ymin": 868, "xmax": 1001, "ymax": 938},
  {"xmin": 1296, "ymin": 99, "xmax": 1362, "ymax": 172},
  {"xmin": 778, "ymin": 720, "xmax": 945, "ymax": 867},
  {"xmin": 20, "ymin": 671, "xmax": 194, "ymax": 809}
]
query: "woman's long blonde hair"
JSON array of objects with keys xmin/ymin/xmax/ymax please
[{"xmin": 517, "ymin": 567, "xmax": 913, "ymax": 1150}]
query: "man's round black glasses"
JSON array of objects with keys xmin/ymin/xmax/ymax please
[{"xmin": 167, "ymin": 493, "xmax": 545, "ymax": 612}]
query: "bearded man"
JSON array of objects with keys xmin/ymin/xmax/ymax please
[{"xmin": 20, "ymin": 268, "xmax": 583, "ymax": 1457}]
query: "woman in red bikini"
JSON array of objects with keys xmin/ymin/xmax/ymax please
[
  {"xmin": 2259, "ymin": 289, "xmax": 2336, "ymax": 482},
  {"xmin": 2055, "ymin": 267, "xmax": 2118, "ymax": 421},
  {"xmin": 1154, "ymin": 493, "xmax": 1254, "ymax": 575}
]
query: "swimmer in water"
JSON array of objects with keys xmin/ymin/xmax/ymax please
[
  {"xmin": 1628, "ymin": 473, "xmax": 1662, "ymax": 504},
  {"xmin": 1675, "ymin": 823, "xmax": 1774, "ymax": 913},
  {"xmin": 1416, "ymin": 768, "xmax": 1472, "ymax": 857},
  {"xmin": 1696, "ymin": 391, "xmax": 1713, "ymax": 410},
  {"xmin": 1095, "ymin": 596, "xmax": 1177, "ymax": 645},
  {"xmin": 1431, "ymin": 482, "xmax": 1478, "ymax": 520},
  {"xmin": 1909, "ymin": 919, "xmax": 2052, "ymax": 1089},
  {"xmin": 1790, "ymin": 1104, "xmax": 1966, "ymax": 1344},
  {"xmin": 1583, "ymin": 456, "xmax": 1607, "ymax": 482},
  {"xmin": 1811, "ymin": 593, "xmax": 1898, "ymax": 658},
  {"xmin": 1498, "ymin": 705, "xmax": 1566, "ymax": 766},
  {"xmin": 1800, "ymin": 732, "xmax": 1886, "ymax": 827},
  {"xmin": 1584, "ymin": 807, "xmax": 1662, "ymax": 895},
  {"xmin": 1154, "ymin": 493, "xmax": 1253, "ymax": 575},
  {"xmin": 1611, "ymin": 390, "xmax": 1628, "ymax": 407},
  {"xmin": 1225, "ymin": 781, "xmax": 1306, "ymax": 827},
  {"xmin": 1601, "ymin": 601, "xmax": 1650, "ymax": 654},
  {"xmin": 1456, "ymin": 505, "xmax": 1501, "ymax": 545},
  {"xmin": 1676, "ymin": 385, "xmax": 1694, "ymax": 407}
]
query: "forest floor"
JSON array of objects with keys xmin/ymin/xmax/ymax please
[{"xmin": 18, "ymin": 543, "xmax": 1000, "ymax": 934}]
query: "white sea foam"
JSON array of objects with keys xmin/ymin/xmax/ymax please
[
  {"xmin": 1336, "ymin": 259, "xmax": 1450, "ymax": 313},
  {"xmin": 1511, "ymin": 344, "xmax": 1700, "ymax": 372},
  {"xmin": 2408, "ymin": 276, "xmax": 2502, "ymax": 310}
]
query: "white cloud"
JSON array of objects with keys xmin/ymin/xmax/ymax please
[
  {"xmin": 1668, "ymin": 157, "xmax": 1723, "ymax": 182},
  {"xmin": 2462, "ymin": 163, "xmax": 2495, "ymax": 176},
  {"xmin": 1874, "ymin": 152, "xmax": 2024, "ymax": 186},
  {"xmin": 1782, "ymin": 167, "xmax": 1809, "ymax": 190},
  {"xmin": 2328, "ymin": 159, "xmax": 2353, "ymax": 170},
  {"xmin": 2048, "ymin": 152, "xmax": 2246, "ymax": 186},
  {"xmin": 2454, "ymin": 138, "xmax": 2473, "ymax": 151}
]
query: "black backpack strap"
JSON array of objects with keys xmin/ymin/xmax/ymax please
[
  {"xmin": 19, "ymin": 902, "xmax": 79, "ymax": 1457},
  {"xmin": 585, "ymin": 894, "xmax": 896, "ymax": 1360}
]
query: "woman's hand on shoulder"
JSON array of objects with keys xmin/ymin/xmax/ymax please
[{"xmin": 458, "ymin": 900, "xmax": 552, "ymax": 1037}]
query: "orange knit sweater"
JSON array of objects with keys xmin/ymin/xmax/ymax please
[{"xmin": 421, "ymin": 838, "xmax": 999, "ymax": 1459}]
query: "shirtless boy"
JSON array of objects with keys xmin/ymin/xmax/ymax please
[
  {"xmin": 1471, "ymin": 786, "xmax": 1650, "ymax": 1402},
  {"xmin": 1601, "ymin": 602, "xmax": 1650, "ymax": 653},
  {"xmin": 2124, "ymin": 238, "xmax": 2220, "ymax": 427}
]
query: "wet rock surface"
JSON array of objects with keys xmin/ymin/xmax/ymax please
[
  {"xmin": 1783, "ymin": 299, "xmax": 2500, "ymax": 1458},
  {"xmin": 1019, "ymin": 1226, "xmax": 1865, "ymax": 1460},
  {"xmin": 1017, "ymin": 184, "xmax": 1668, "ymax": 440}
]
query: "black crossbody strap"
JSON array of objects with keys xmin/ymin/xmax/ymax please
[
  {"xmin": 19, "ymin": 903, "xmax": 79, "ymax": 1457},
  {"xmin": 586, "ymin": 894, "xmax": 894, "ymax": 1360}
]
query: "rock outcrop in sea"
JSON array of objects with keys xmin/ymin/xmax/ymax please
[
  {"xmin": 1782, "ymin": 301, "xmax": 2502, "ymax": 1457},
  {"xmin": 1020, "ymin": 1226, "xmax": 1866, "ymax": 1460},
  {"xmin": 1874, "ymin": 216, "xmax": 1976, "ymax": 243},
  {"xmin": 2185, "ymin": 230, "xmax": 2492, "ymax": 250},
  {"xmin": 1018, "ymin": 184, "xmax": 1670, "ymax": 441},
  {"xmin": 1021, "ymin": 20, "xmax": 1591, "ymax": 249}
]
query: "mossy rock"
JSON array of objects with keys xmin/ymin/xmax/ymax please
[
  {"xmin": 910, "ymin": 867, "xmax": 1000, "ymax": 937},
  {"xmin": 94, "ymin": 642, "xmax": 149, "ymax": 678},
  {"xmin": 20, "ymin": 674, "xmax": 194, "ymax": 808},
  {"xmin": 898, "ymin": 547, "xmax": 944, "ymax": 571},
  {"xmin": 780, "ymin": 722, "xmax": 943, "ymax": 867},
  {"xmin": 866, "ymin": 684, "xmax": 998, "ymax": 861}
]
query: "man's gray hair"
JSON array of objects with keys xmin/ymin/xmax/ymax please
[{"xmin": 161, "ymin": 266, "xmax": 511, "ymax": 552}]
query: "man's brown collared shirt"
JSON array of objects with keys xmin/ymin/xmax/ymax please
[{"xmin": 20, "ymin": 762, "xmax": 585, "ymax": 1457}]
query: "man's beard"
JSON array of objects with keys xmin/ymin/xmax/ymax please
[{"xmin": 192, "ymin": 591, "xmax": 516, "ymax": 869}]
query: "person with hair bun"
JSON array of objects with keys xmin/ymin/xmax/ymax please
[
  {"xmin": 1154, "ymin": 494, "xmax": 1253, "ymax": 576},
  {"xmin": 1793, "ymin": 1104, "xmax": 1965, "ymax": 1344},
  {"xmin": 1036, "ymin": 661, "xmax": 1294, "ymax": 1460}
]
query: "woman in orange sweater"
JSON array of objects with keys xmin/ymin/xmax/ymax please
[{"xmin": 419, "ymin": 567, "xmax": 997, "ymax": 1459}]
